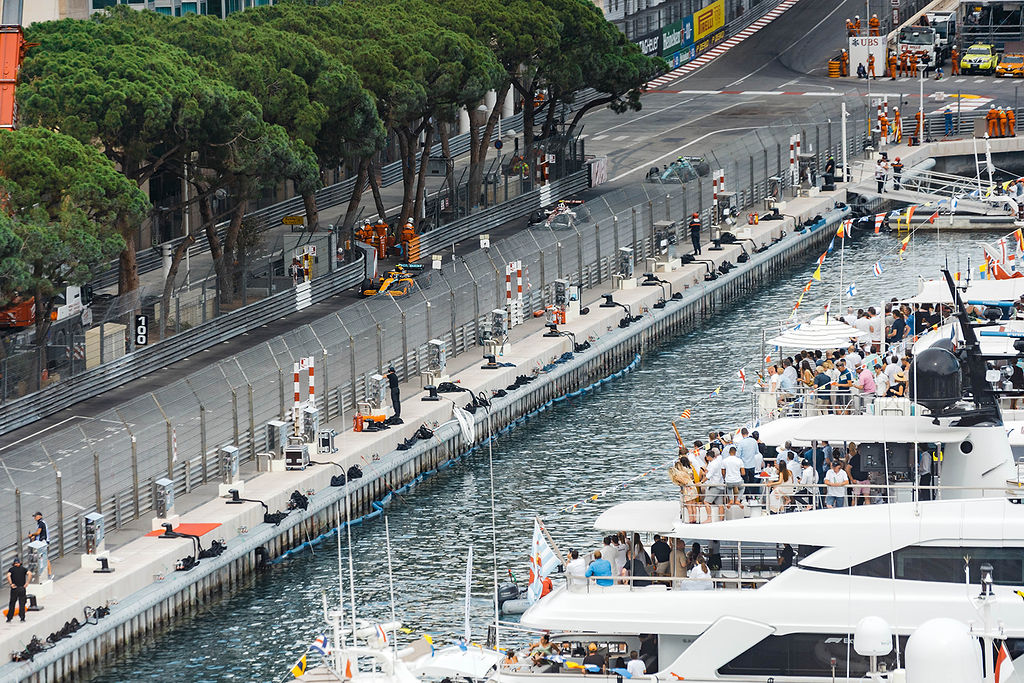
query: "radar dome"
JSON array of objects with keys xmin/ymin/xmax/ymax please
[
  {"xmin": 909, "ymin": 347, "xmax": 961, "ymax": 414},
  {"xmin": 905, "ymin": 618, "xmax": 982, "ymax": 683},
  {"xmin": 854, "ymin": 616, "xmax": 893, "ymax": 656}
]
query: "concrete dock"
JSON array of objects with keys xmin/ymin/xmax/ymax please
[{"xmin": 0, "ymin": 187, "xmax": 849, "ymax": 682}]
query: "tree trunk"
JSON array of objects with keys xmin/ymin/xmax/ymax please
[
  {"xmin": 439, "ymin": 121, "xmax": 452, "ymax": 159},
  {"xmin": 224, "ymin": 201, "xmax": 246, "ymax": 304},
  {"xmin": 203, "ymin": 196, "xmax": 230, "ymax": 306},
  {"xmin": 467, "ymin": 83, "xmax": 512, "ymax": 214},
  {"xmin": 397, "ymin": 130, "xmax": 417, "ymax": 228},
  {"xmin": 412, "ymin": 124, "xmax": 434, "ymax": 224},
  {"xmin": 301, "ymin": 190, "xmax": 320, "ymax": 232},
  {"xmin": 158, "ymin": 234, "xmax": 196, "ymax": 338},
  {"xmin": 341, "ymin": 158, "xmax": 369, "ymax": 232},
  {"xmin": 367, "ymin": 160, "xmax": 387, "ymax": 221},
  {"xmin": 117, "ymin": 214, "xmax": 140, "ymax": 295}
]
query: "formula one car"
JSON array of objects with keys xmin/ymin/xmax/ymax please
[
  {"xmin": 362, "ymin": 264, "xmax": 423, "ymax": 297},
  {"xmin": 645, "ymin": 156, "xmax": 711, "ymax": 184}
]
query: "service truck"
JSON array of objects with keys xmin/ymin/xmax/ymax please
[
  {"xmin": 926, "ymin": 11, "xmax": 956, "ymax": 61},
  {"xmin": 897, "ymin": 25, "xmax": 941, "ymax": 67}
]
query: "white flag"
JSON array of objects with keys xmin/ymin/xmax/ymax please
[{"xmin": 527, "ymin": 519, "xmax": 559, "ymax": 603}]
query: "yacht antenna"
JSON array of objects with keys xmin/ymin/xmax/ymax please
[
  {"xmin": 464, "ymin": 545, "xmax": 474, "ymax": 644},
  {"xmin": 345, "ymin": 477, "xmax": 359, "ymax": 643},
  {"xmin": 486, "ymin": 407, "xmax": 502, "ymax": 665},
  {"xmin": 385, "ymin": 516, "xmax": 399, "ymax": 659}
]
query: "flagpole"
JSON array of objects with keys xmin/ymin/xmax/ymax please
[{"xmin": 839, "ymin": 232, "xmax": 846, "ymax": 314}]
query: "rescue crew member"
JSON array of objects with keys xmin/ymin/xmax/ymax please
[
  {"xmin": 878, "ymin": 112, "xmax": 889, "ymax": 145},
  {"xmin": 853, "ymin": 15, "xmax": 862, "ymax": 35},
  {"xmin": 869, "ymin": 14, "xmax": 880, "ymax": 36},
  {"xmin": 399, "ymin": 220, "xmax": 416, "ymax": 260},
  {"xmin": 950, "ymin": 46, "xmax": 960, "ymax": 75},
  {"xmin": 1009, "ymin": 108, "xmax": 1017, "ymax": 137},
  {"xmin": 387, "ymin": 365, "xmax": 402, "ymax": 421},
  {"xmin": 988, "ymin": 105, "xmax": 1000, "ymax": 138},
  {"xmin": 888, "ymin": 52, "xmax": 898, "ymax": 80},
  {"xmin": 914, "ymin": 110, "xmax": 923, "ymax": 141},
  {"xmin": 891, "ymin": 157, "xmax": 904, "ymax": 190},
  {"xmin": 867, "ymin": 53, "xmax": 876, "ymax": 79},
  {"xmin": 909, "ymin": 52, "xmax": 919, "ymax": 77},
  {"xmin": 998, "ymin": 107, "xmax": 1009, "ymax": 137},
  {"xmin": 899, "ymin": 50, "xmax": 909, "ymax": 78},
  {"xmin": 840, "ymin": 49, "xmax": 849, "ymax": 76},
  {"xmin": 892, "ymin": 107, "xmax": 902, "ymax": 143},
  {"xmin": 689, "ymin": 213, "xmax": 702, "ymax": 255},
  {"xmin": 846, "ymin": 18, "xmax": 856, "ymax": 36}
]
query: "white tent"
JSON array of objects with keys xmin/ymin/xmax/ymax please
[{"xmin": 766, "ymin": 314, "xmax": 865, "ymax": 350}]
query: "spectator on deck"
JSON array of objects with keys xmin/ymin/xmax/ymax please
[
  {"xmin": 585, "ymin": 551, "xmax": 613, "ymax": 587},
  {"xmin": 627, "ymin": 652, "xmax": 646, "ymax": 677},
  {"xmin": 583, "ymin": 644, "xmax": 606, "ymax": 672},
  {"xmin": 566, "ymin": 549, "xmax": 587, "ymax": 590},
  {"xmin": 825, "ymin": 460, "xmax": 850, "ymax": 508},
  {"xmin": 650, "ymin": 535, "xmax": 672, "ymax": 576}
]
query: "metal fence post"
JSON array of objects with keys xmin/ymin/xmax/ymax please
[
  {"xmin": 425, "ymin": 302, "xmax": 432, "ymax": 342},
  {"xmin": 665, "ymin": 195, "xmax": 671, "ymax": 222},
  {"xmin": 401, "ymin": 310, "xmax": 410, "ymax": 379},
  {"xmin": 647, "ymin": 200, "xmax": 655, "ymax": 259},
  {"xmin": 93, "ymin": 449, "xmax": 102, "ymax": 513},
  {"xmin": 248, "ymin": 384, "xmax": 256, "ymax": 465},
  {"xmin": 612, "ymin": 217, "xmax": 620, "ymax": 254},
  {"xmin": 200, "ymin": 405, "xmax": 208, "ymax": 483},
  {"xmin": 631, "ymin": 207, "xmax": 639, "ymax": 258},
  {"xmin": 231, "ymin": 388, "xmax": 239, "ymax": 446},
  {"xmin": 749, "ymin": 155, "xmax": 755, "ymax": 207},
  {"xmin": 594, "ymin": 223, "xmax": 603, "ymax": 284},
  {"xmin": 348, "ymin": 335, "xmax": 358, "ymax": 409},
  {"xmin": 15, "ymin": 489, "xmax": 23, "ymax": 560},
  {"xmin": 55, "ymin": 470, "xmax": 64, "ymax": 557}
]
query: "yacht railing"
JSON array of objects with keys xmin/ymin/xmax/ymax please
[
  {"xmin": 748, "ymin": 383, "xmax": 913, "ymax": 423},
  {"xmin": 675, "ymin": 480, "xmax": 1024, "ymax": 523}
]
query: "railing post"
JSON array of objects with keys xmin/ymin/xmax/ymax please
[
  {"xmin": 348, "ymin": 335, "xmax": 358, "ymax": 409},
  {"xmin": 594, "ymin": 223, "xmax": 603, "ymax": 284},
  {"xmin": 231, "ymin": 388, "xmax": 239, "ymax": 446},
  {"xmin": 15, "ymin": 488, "xmax": 23, "ymax": 560},
  {"xmin": 93, "ymin": 449, "xmax": 102, "ymax": 513},
  {"xmin": 55, "ymin": 471, "xmax": 65, "ymax": 557},
  {"xmin": 248, "ymin": 383, "xmax": 256, "ymax": 464},
  {"xmin": 200, "ymin": 405, "xmax": 208, "ymax": 484},
  {"xmin": 401, "ymin": 310, "xmax": 410, "ymax": 379},
  {"xmin": 631, "ymin": 207, "xmax": 639, "ymax": 258}
]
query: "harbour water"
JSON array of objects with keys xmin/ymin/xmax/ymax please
[{"xmin": 91, "ymin": 228, "xmax": 1002, "ymax": 682}]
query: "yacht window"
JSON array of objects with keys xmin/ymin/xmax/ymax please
[
  {"xmin": 850, "ymin": 546, "xmax": 1024, "ymax": 584},
  {"xmin": 719, "ymin": 633, "xmax": 906, "ymax": 677}
]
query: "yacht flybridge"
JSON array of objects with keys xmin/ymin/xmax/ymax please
[{"xmin": 504, "ymin": 498, "xmax": 1024, "ymax": 682}]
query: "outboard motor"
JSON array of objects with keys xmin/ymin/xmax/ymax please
[
  {"xmin": 910, "ymin": 347, "xmax": 962, "ymax": 416},
  {"xmin": 497, "ymin": 582, "xmax": 520, "ymax": 608}
]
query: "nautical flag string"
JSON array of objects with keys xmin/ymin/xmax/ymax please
[
  {"xmin": 680, "ymin": 408, "xmax": 691, "ymax": 419},
  {"xmin": 874, "ymin": 213, "xmax": 885, "ymax": 234},
  {"xmin": 309, "ymin": 634, "xmax": 328, "ymax": 656},
  {"xmin": 737, "ymin": 368, "xmax": 746, "ymax": 392},
  {"xmin": 873, "ymin": 262, "xmax": 883, "ymax": 277},
  {"xmin": 290, "ymin": 654, "xmax": 307, "ymax": 678}
]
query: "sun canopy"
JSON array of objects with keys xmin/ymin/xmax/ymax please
[
  {"xmin": 766, "ymin": 314, "xmax": 865, "ymax": 350},
  {"xmin": 906, "ymin": 278, "xmax": 1024, "ymax": 304}
]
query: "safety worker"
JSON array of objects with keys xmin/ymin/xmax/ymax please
[
  {"xmin": 950, "ymin": 46, "xmax": 960, "ymax": 75},
  {"xmin": 355, "ymin": 219, "xmax": 372, "ymax": 244},
  {"xmin": 944, "ymin": 107, "xmax": 954, "ymax": 137},
  {"xmin": 909, "ymin": 52, "xmax": 919, "ymax": 77},
  {"xmin": 373, "ymin": 219, "xmax": 389, "ymax": 259},
  {"xmin": 899, "ymin": 50, "xmax": 909, "ymax": 78},
  {"xmin": 869, "ymin": 14, "xmax": 880, "ymax": 36},
  {"xmin": 1009, "ymin": 108, "xmax": 1017, "ymax": 137},
  {"xmin": 853, "ymin": 15, "xmax": 862, "ymax": 35},
  {"xmin": 689, "ymin": 212, "xmax": 702, "ymax": 255},
  {"xmin": 892, "ymin": 107, "xmax": 902, "ymax": 143},
  {"xmin": 846, "ymin": 18, "xmax": 856, "ymax": 36},
  {"xmin": 888, "ymin": 51, "xmax": 898, "ymax": 80},
  {"xmin": 878, "ymin": 112, "xmax": 889, "ymax": 145},
  {"xmin": 987, "ymin": 105, "xmax": 1000, "ymax": 138},
  {"xmin": 387, "ymin": 365, "xmax": 402, "ymax": 421},
  {"xmin": 891, "ymin": 157, "xmax": 904, "ymax": 190},
  {"xmin": 914, "ymin": 110, "xmax": 923, "ymax": 141},
  {"xmin": 840, "ymin": 49, "xmax": 849, "ymax": 76},
  {"xmin": 998, "ymin": 107, "xmax": 1009, "ymax": 137},
  {"xmin": 867, "ymin": 53, "xmax": 876, "ymax": 80},
  {"xmin": 399, "ymin": 220, "xmax": 416, "ymax": 260}
]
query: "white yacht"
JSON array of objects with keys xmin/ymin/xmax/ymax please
[
  {"xmin": 489, "ymin": 274, "xmax": 1024, "ymax": 682},
  {"xmin": 503, "ymin": 497, "xmax": 1024, "ymax": 682}
]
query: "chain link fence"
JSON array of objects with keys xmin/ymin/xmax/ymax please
[{"xmin": 0, "ymin": 96, "xmax": 875, "ymax": 568}]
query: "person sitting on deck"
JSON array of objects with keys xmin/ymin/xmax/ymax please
[
  {"xmin": 684, "ymin": 550, "xmax": 714, "ymax": 590},
  {"xmin": 585, "ymin": 551, "xmax": 613, "ymax": 587},
  {"xmin": 627, "ymin": 651, "xmax": 647, "ymax": 677},
  {"xmin": 620, "ymin": 546, "xmax": 652, "ymax": 587},
  {"xmin": 582, "ymin": 643, "xmax": 606, "ymax": 673}
]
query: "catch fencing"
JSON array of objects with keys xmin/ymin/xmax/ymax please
[{"xmin": 0, "ymin": 97, "xmax": 875, "ymax": 568}]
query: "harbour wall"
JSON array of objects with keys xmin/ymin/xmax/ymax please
[{"xmin": 0, "ymin": 194, "xmax": 848, "ymax": 683}]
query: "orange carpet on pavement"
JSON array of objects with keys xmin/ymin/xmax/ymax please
[{"xmin": 145, "ymin": 522, "xmax": 221, "ymax": 537}]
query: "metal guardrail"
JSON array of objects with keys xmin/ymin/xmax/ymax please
[
  {"xmin": 0, "ymin": 255, "xmax": 366, "ymax": 436},
  {"xmin": 416, "ymin": 169, "xmax": 591, "ymax": 256}
]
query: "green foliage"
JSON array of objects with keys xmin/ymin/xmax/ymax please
[{"xmin": 0, "ymin": 216, "xmax": 29, "ymax": 308}]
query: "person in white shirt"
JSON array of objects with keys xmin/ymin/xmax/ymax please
[
  {"xmin": 885, "ymin": 356, "xmax": 900, "ymax": 383},
  {"xmin": 626, "ymin": 652, "xmax": 646, "ymax": 677},
  {"xmin": 873, "ymin": 365, "xmax": 889, "ymax": 398},
  {"xmin": 565, "ymin": 549, "xmax": 588, "ymax": 590},
  {"xmin": 601, "ymin": 536, "xmax": 618, "ymax": 574},
  {"xmin": 785, "ymin": 452, "xmax": 801, "ymax": 482},
  {"xmin": 845, "ymin": 346, "xmax": 862, "ymax": 371},
  {"xmin": 797, "ymin": 459, "xmax": 818, "ymax": 510},
  {"xmin": 721, "ymin": 446, "xmax": 746, "ymax": 508},
  {"xmin": 684, "ymin": 553, "xmax": 714, "ymax": 591},
  {"xmin": 824, "ymin": 460, "xmax": 850, "ymax": 508},
  {"xmin": 704, "ymin": 449, "xmax": 727, "ymax": 521},
  {"xmin": 610, "ymin": 535, "xmax": 627, "ymax": 575}
]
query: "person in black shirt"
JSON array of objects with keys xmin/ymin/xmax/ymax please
[
  {"xmin": 28, "ymin": 512, "xmax": 48, "ymax": 543},
  {"xmin": 778, "ymin": 544, "xmax": 795, "ymax": 570},
  {"xmin": 582, "ymin": 643, "xmax": 605, "ymax": 672},
  {"xmin": 650, "ymin": 535, "xmax": 671, "ymax": 577},
  {"xmin": 6, "ymin": 558, "xmax": 31, "ymax": 622},
  {"xmin": 387, "ymin": 366, "xmax": 402, "ymax": 420}
]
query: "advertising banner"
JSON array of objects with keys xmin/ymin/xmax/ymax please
[{"xmin": 693, "ymin": 0, "xmax": 725, "ymax": 43}]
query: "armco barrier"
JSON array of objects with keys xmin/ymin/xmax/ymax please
[
  {"xmin": 0, "ymin": 255, "xmax": 366, "ymax": 436},
  {"xmin": 416, "ymin": 169, "xmax": 591, "ymax": 256}
]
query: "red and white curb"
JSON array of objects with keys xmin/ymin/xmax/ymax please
[{"xmin": 646, "ymin": 0, "xmax": 802, "ymax": 88}]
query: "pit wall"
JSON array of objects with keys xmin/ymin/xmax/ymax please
[{"xmin": 1, "ymin": 199, "xmax": 848, "ymax": 683}]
